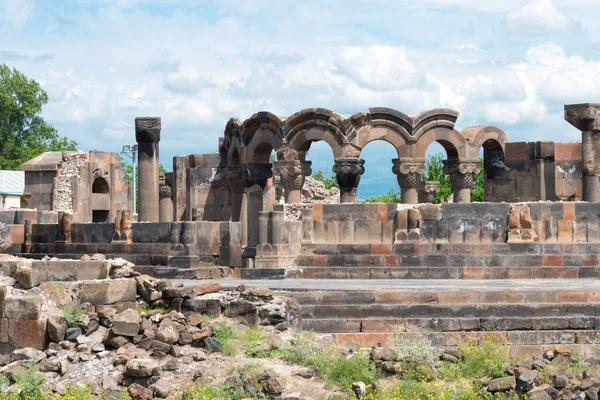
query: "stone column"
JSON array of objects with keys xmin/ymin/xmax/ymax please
[
  {"xmin": 444, "ymin": 160, "xmax": 480, "ymax": 203},
  {"xmin": 419, "ymin": 181, "xmax": 440, "ymax": 203},
  {"xmin": 226, "ymin": 165, "xmax": 245, "ymax": 221},
  {"xmin": 243, "ymin": 162, "xmax": 273, "ymax": 256},
  {"xmin": 333, "ymin": 158, "xmax": 365, "ymax": 203},
  {"xmin": 392, "ymin": 158, "xmax": 425, "ymax": 204},
  {"xmin": 135, "ymin": 117, "xmax": 161, "ymax": 222},
  {"xmin": 159, "ymin": 175, "xmax": 173, "ymax": 223},
  {"xmin": 273, "ymin": 160, "xmax": 312, "ymax": 204},
  {"xmin": 565, "ymin": 103, "xmax": 600, "ymax": 202}
]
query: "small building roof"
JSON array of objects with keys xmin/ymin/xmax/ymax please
[
  {"xmin": 20, "ymin": 151, "xmax": 64, "ymax": 172},
  {"xmin": 0, "ymin": 171, "xmax": 24, "ymax": 195}
]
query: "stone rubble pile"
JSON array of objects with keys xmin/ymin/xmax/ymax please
[
  {"xmin": 0, "ymin": 265, "xmax": 303, "ymax": 398},
  {"xmin": 285, "ymin": 176, "xmax": 340, "ymax": 220},
  {"xmin": 53, "ymin": 151, "xmax": 89, "ymax": 213}
]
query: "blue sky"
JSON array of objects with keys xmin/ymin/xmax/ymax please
[{"xmin": 1, "ymin": 0, "xmax": 599, "ymax": 198}]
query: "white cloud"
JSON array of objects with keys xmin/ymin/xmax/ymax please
[
  {"xmin": 163, "ymin": 64, "xmax": 212, "ymax": 93},
  {"xmin": 334, "ymin": 45, "xmax": 422, "ymax": 90},
  {"xmin": 511, "ymin": 42, "xmax": 600, "ymax": 103},
  {"xmin": 505, "ymin": 0, "xmax": 579, "ymax": 35}
]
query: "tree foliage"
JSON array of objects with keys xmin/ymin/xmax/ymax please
[
  {"xmin": 0, "ymin": 64, "xmax": 77, "ymax": 170},
  {"xmin": 312, "ymin": 168, "xmax": 339, "ymax": 189},
  {"xmin": 421, "ymin": 153, "xmax": 485, "ymax": 203}
]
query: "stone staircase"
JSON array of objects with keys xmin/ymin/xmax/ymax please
[
  {"xmin": 272, "ymin": 282, "xmax": 600, "ymax": 358},
  {"xmin": 244, "ymin": 242, "xmax": 600, "ymax": 279}
]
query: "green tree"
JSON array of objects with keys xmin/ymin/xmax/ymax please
[
  {"xmin": 421, "ymin": 153, "xmax": 485, "ymax": 203},
  {"xmin": 421, "ymin": 153, "xmax": 452, "ymax": 204},
  {"xmin": 0, "ymin": 64, "xmax": 77, "ymax": 170},
  {"xmin": 362, "ymin": 188, "xmax": 401, "ymax": 203},
  {"xmin": 312, "ymin": 168, "xmax": 339, "ymax": 189}
]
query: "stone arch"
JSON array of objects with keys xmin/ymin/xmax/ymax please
[
  {"xmin": 411, "ymin": 127, "xmax": 467, "ymax": 161},
  {"xmin": 283, "ymin": 108, "xmax": 348, "ymax": 159},
  {"xmin": 462, "ymin": 126, "xmax": 510, "ymax": 188},
  {"xmin": 461, "ymin": 126, "xmax": 509, "ymax": 158},
  {"xmin": 243, "ymin": 112, "xmax": 283, "ymax": 163}
]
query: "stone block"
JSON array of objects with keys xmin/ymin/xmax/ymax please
[
  {"xmin": 4, "ymin": 295, "xmax": 41, "ymax": 320},
  {"xmin": 112, "ymin": 309, "xmax": 141, "ymax": 337},
  {"xmin": 39, "ymin": 279, "xmax": 136, "ymax": 307},
  {"xmin": 9, "ymin": 318, "xmax": 47, "ymax": 349}
]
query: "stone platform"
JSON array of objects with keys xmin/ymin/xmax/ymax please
[{"xmin": 182, "ymin": 279, "xmax": 600, "ymax": 358}]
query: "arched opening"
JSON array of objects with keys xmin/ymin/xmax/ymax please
[
  {"xmin": 92, "ymin": 177, "xmax": 109, "ymax": 194},
  {"xmin": 422, "ymin": 141, "xmax": 459, "ymax": 203},
  {"xmin": 304, "ymin": 140, "xmax": 338, "ymax": 203},
  {"xmin": 358, "ymin": 140, "xmax": 399, "ymax": 202},
  {"xmin": 92, "ymin": 177, "xmax": 110, "ymax": 222}
]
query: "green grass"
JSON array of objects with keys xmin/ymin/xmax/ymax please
[
  {"xmin": 439, "ymin": 339, "xmax": 508, "ymax": 380},
  {"xmin": 136, "ymin": 303, "xmax": 169, "ymax": 314},
  {"xmin": 211, "ymin": 324, "xmax": 238, "ymax": 356},
  {"xmin": 279, "ymin": 332, "xmax": 380, "ymax": 391},
  {"xmin": 59, "ymin": 305, "xmax": 85, "ymax": 328}
]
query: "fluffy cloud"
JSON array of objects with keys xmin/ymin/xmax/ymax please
[
  {"xmin": 511, "ymin": 42, "xmax": 600, "ymax": 104},
  {"xmin": 334, "ymin": 45, "xmax": 422, "ymax": 90},
  {"xmin": 505, "ymin": 0, "xmax": 579, "ymax": 35}
]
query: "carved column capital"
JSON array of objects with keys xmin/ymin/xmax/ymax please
[
  {"xmin": 135, "ymin": 117, "xmax": 162, "ymax": 143},
  {"xmin": 419, "ymin": 181, "xmax": 440, "ymax": 203},
  {"xmin": 392, "ymin": 158, "xmax": 425, "ymax": 190},
  {"xmin": 443, "ymin": 160, "xmax": 480, "ymax": 191},
  {"xmin": 273, "ymin": 160, "xmax": 312, "ymax": 192},
  {"xmin": 565, "ymin": 103, "xmax": 600, "ymax": 131},
  {"xmin": 333, "ymin": 158, "xmax": 365, "ymax": 201},
  {"xmin": 243, "ymin": 162, "xmax": 273, "ymax": 189},
  {"xmin": 159, "ymin": 175, "xmax": 172, "ymax": 199}
]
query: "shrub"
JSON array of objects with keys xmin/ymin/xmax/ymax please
[
  {"xmin": 439, "ymin": 337, "xmax": 508, "ymax": 380},
  {"xmin": 10, "ymin": 364, "xmax": 47, "ymax": 399},
  {"xmin": 211, "ymin": 324, "xmax": 238, "ymax": 356},
  {"xmin": 280, "ymin": 332, "xmax": 379, "ymax": 391},
  {"xmin": 59, "ymin": 305, "xmax": 85, "ymax": 328},
  {"xmin": 393, "ymin": 334, "xmax": 438, "ymax": 365}
]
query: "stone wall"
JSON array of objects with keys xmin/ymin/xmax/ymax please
[
  {"xmin": 485, "ymin": 141, "xmax": 582, "ymax": 202},
  {"xmin": 250, "ymin": 201, "xmax": 600, "ymax": 278}
]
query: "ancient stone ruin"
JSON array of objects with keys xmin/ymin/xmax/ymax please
[{"xmin": 0, "ymin": 104, "xmax": 600, "ymax": 397}]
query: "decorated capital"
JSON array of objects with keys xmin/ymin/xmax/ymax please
[
  {"xmin": 135, "ymin": 117, "xmax": 161, "ymax": 143},
  {"xmin": 243, "ymin": 162, "xmax": 273, "ymax": 189},
  {"xmin": 333, "ymin": 158, "xmax": 365, "ymax": 203}
]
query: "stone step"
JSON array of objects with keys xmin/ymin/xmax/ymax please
[
  {"xmin": 300, "ymin": 303, "xmax": 600, "ymax": 319},
  {"xmin": 329, "ymin": 332, "xmax": 600, "ymax": 355},
  {"xmin": 302, "ymin": 317, "xmax": 600, "ymax": 333},
  {"xmin": 241, "ymin": 266, "xmax": 600, "ymax": 279},
  {"xmin": 279, "ymin": 289, "xmax": 600, "ymax": 306}
]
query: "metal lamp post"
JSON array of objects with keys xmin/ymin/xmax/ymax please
[{"xmin": 120, "ymin": 144, "xmax": 138, "ymax": 214}]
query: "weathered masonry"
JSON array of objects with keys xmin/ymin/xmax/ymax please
[{"xmin": 0, "ymin": 104, "xmax": 597, "ymax": 278}]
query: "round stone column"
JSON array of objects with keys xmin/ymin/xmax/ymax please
[
  {"xmin": 159, "ymin": 175, "xmax": 173, "ymax": 223},
  {"xmin": 135, "ymin": 117, "xmax": 161, "ymax": 222},
  {"xmin": 333, "ymin": 158, "xmax": 365, "ymax": 203},
  {"xmin": 393, "ymin": 158, "xmax": 425, "ymax": 204},
  {"xmin": 565, "ymin": 103, "xmax": 600, "ymax": 201},
  {"xmin": 243, "ymin": 162, "xmax": 273, "ymax": 255},
  {"xmin": 444, "ymin": 160, "xmax": 480, "ymax": 203},
  {"xmin": 273, "ymin": 160, "xmax": 312, "ymax": 204}
]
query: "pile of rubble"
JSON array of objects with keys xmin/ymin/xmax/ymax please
[
  {"xmin": 285, "ymin": 176, "xmax": 340, "ymax": 219},
  {"xmin": 0, "ymin": 258, "xmax": 304, "ymax": 398}
]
